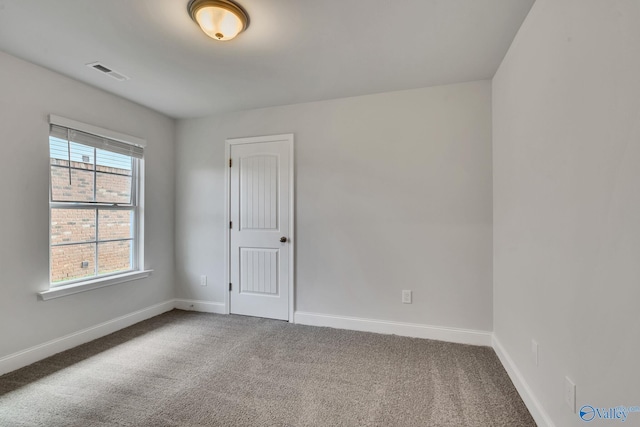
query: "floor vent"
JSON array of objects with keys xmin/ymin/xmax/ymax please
[{"xmin": 86, "ymin": 62, "xmax": 130, "ymax": 81}]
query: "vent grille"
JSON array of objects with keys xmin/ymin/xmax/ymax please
[{"xmin": 86, "ymin": 62, "xmax": 130, "ymax": 81}]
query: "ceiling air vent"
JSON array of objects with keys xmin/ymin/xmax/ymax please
[{"xmin": 86, "ymin": 62, "xmax": 130, "ymax": 82}]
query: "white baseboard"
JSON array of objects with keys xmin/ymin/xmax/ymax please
[
  {"xmin": 492, "ymin": 335, "xmax": 555, "ymax": 427},
  {"xmin": 0, "ymin": 300, "xmax": 175, "ymax": 376},
  {"xmin": 174, "ymin": 299, "xmax": 226, "ymax": 314},
  {"xmin": 294, "ymin": 311, "xmax": 492, "ymax": 346}
]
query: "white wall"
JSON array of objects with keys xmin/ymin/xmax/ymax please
[
  {"xmin": 493, "ymin": 1, "xmax": 640, "ymax": 425},
  {"xmin": 176, "ymin": 81, "xmax": 493, "ymax": 332},
  {"xmin": 0, "ymin": 52, "xmax": 175, "ymax": 358}
]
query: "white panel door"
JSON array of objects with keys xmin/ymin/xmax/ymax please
[{"xmin": 229, "ymin": 137, "xmax": 292, "ymax": 320}]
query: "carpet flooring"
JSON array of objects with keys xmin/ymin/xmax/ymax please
[{"xmin": 0, "ymin": 310, "xmax": 535, "ymax": 426}]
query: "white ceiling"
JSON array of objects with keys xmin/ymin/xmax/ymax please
[{"xmin": 0, "ymin": 0, "xmax": 534, "ymax": 119}]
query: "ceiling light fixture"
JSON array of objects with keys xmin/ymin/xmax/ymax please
[{"xmin": 187, "ymin": 0, "xmax": 249, "ymax": 41}]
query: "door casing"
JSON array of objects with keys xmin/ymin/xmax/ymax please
[{"xmin": 224, "ymin": 134, "xmax": 295, "ymax": 321}]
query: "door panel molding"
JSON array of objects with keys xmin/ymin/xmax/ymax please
[{"xmin": 224, "ymin": 134, "xmax": 294, "ymax": 321}]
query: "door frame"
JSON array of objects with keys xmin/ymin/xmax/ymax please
[{"xmin": 224, "ymin": 134, "xmax": 295, "ymax": 321}]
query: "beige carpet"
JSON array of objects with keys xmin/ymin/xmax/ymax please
[{"xmin": 0, "ymin": 310, "xmax": 535, "ymax": 426}]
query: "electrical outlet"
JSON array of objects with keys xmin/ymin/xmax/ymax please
[
  {"xmin": 531, "ymin": 339, "xmax": 539, "ymax": 366},
  {"xmin": 564, "ymin": 377, "xmax": 576, "ymax": 413},
  {"xmin": 402, "ymin": 290, "xmax": 412, "ymax": 304},
  {"xmin": 200, "ymin": 275, "xmax": 207, "ymax": 286}
]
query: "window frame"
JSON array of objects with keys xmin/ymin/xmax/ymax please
[{"xmin": 40, "ymin": 115, "xmax": 149, "ymax": 300}]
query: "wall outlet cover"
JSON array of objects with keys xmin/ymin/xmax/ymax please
[{"xmin": 402, "ymin": 290, "xmax": 412, "ymax": 304}]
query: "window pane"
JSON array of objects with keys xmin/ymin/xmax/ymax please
[
  {"xmin": 51, "ymin": 209, "xmax": 96, "ymax": 245},
  {"xmin": 98, "ymin": 240, "xmax": 133, "ymax": 275},
  {"xmin": 50, "ymin": 166, "xmax": 95, "ymax": 202},
  {"xmin": 98, "ymin": 210, "xmax": 133, "ymax": 241},
  {"xmin": 50, "ymin": 139, "xmax": 95, "ymax": 170},
  {"xmin": 96, "ymin": 173, "xmax": 132, "ymax": 204},
  {"xmin": 50, "ymin": 137, "xmax": 69, "ymax": 167},
  {"xmin": 51, "ymin": 243, "xmax": 95, "ymax": 283},
  {"xmin": 96, "ymin": 149, "xmax": 132, "ymax": 175}
]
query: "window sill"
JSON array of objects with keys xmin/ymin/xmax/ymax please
[{"xmin": 37, "ymin": 270, "xmax": 153, "ymax": 301}]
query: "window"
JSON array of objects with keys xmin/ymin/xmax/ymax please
[{"xmin": 48, "ymin": 119, "xmax": 144, "ymax": 288}]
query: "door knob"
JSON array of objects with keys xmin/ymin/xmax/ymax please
[{"xmin": 280, "ymin": 236, "xmax": 287, "ymax": 243}]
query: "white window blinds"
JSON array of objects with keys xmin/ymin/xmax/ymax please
[{"xmin": 50, "ymin": 124, "xmax": 144, "ymax": 159}]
